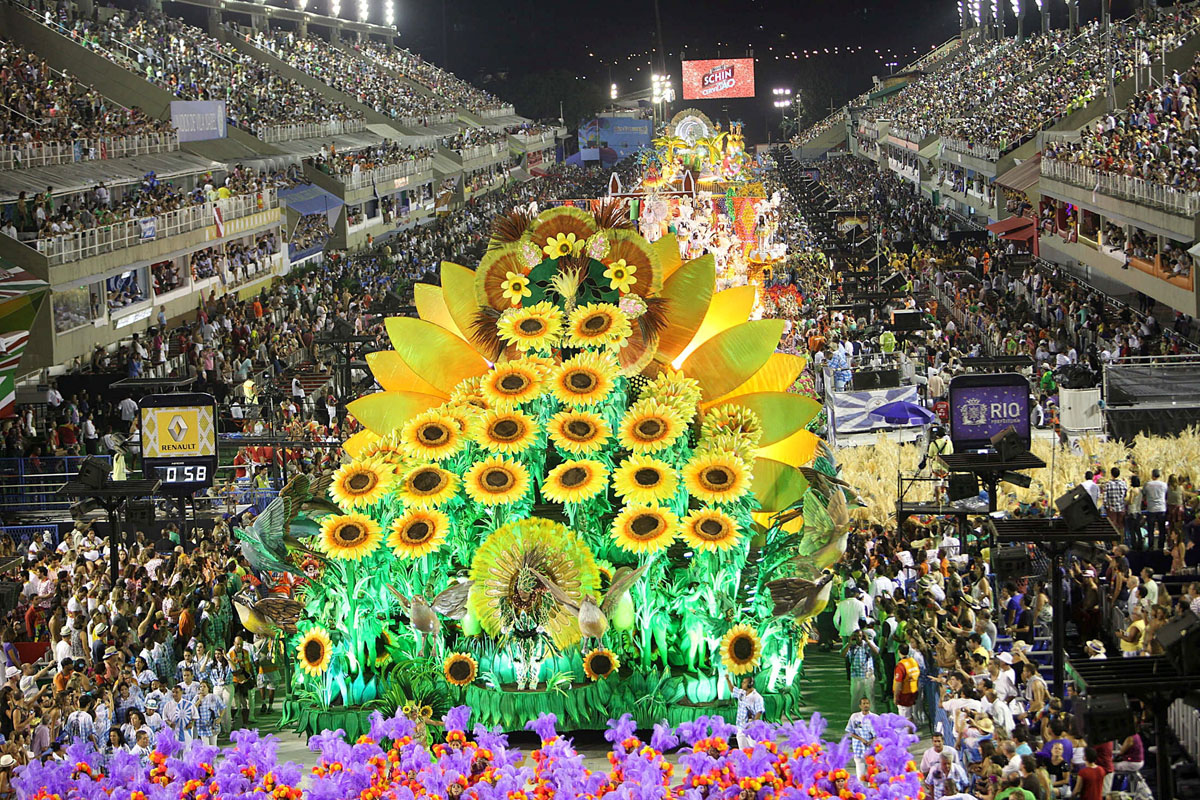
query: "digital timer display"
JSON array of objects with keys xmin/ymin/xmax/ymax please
[{"xmin": 139, "ymin": 393, "xmax": 219, "ymax": 494}]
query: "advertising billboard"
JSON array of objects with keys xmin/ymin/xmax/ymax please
[
  {"xmin": 578, "ymin": 117, "xmax": 652, "ymax": 160},
  {"xmin": 170, "ymin": 100, "xmax": 227, "ymax": 142},
  {"xmin": 948, "ymin": 373, "xmax": 1031, "ymax": 451},
  {"xmin": 681, "ymin": 58, "xmax": 756, "ymax": 100}
]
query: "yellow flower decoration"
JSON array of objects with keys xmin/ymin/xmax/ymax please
[
  {"xmin": 680, "ymin": 508, "xmax": 741, "ymax": 552},
  {"xmin": 542, "ymin": 459, "xmax": 609, "ymax": 504},
  {"xmin": 582, "ymin": 648, "xmax": 619, "ymax": 681},
  {"xmin": 501, "ymin": 271, "xmax": 532, "ymax": 306},
  {"xmin": 474, "ymin": 408, "xmax": 539, "ymax": 455},
  {"xmin": 547, "ymin": 410, "xmax": 611, "ymax": 455},
  {"xmin": 603, "ymin": 258, "xmax": 637, "ymax": 293},
  {"xmin": 401, "ymin": 409, "xmax": 465, "ymax": 462},
  {"xmin": 400, "ymin": 465, "xmax": 459, "ymax": 507},
  {"xmin": 610, "ymin": 506, "xmax": 678, "ymax": 554},
  {"xmin": 319, "ymin": 513, "xmax": 383, "ymax": 561},
  {"xmin": 297, "ymin": 628, "xmax": 332, "ymax": 676},
  {"xmin": 481, "ymin": 360, "xmax": 545, "ymax": 407},
  {"xmin": 464, "ymin": 456, "xmax": 530, "ymax": 506},
  {"xmin": 611, "ymin": 454, "xmax": 678, "ymax": 505},
  {"xmin": 443, "ymin": 653, "xmax": 478, "ymax": 686},
  {"xmin": 330, "ymin": 461, "xmax": 393, "ymax": 509},
  {"xmin": 551, "ymin": 351, "xmax": 617, "ymax": 407},
  {"xmin": 618, "ymin": 398, "xmax": 686, "ymax": 454},
  {"xmin": 387, "ymin": 508, "xmax": 449, "ymax": 559},
  {"xmin": 682, "ymin": 452, "xmax": 751, "ymax": 505},
  {"xmin": 543, "ymin": 232, "xmax": 580, "ymax": 259},
  {"xmin": 496, "ymin": 302, "xmax": 564, "ymax": 351},
  {"xmin": 720, "ymin": 624, "xmax": 762, "ymax": 675},
  {"xmin": 565, "ymin": 302, "xmax": 633, "ymax": 350}
]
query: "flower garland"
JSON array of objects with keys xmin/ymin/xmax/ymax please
[{"xmin": 17, "ymin": 707, "xmax": 925, "ymax": 800}]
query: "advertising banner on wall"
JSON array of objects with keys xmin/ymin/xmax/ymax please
[
  {"xmin": 948, "ymin": 373, "xmax": 1032, "ymax": 450},
  {"xmin": 578, "ymin": 117, "xmax": 652, "ymax": 160},
  {"xmin": 681, "ymin": 58, "xmax": 756, "ymax": 100},
  {"xmin": 170, "ymin": 100, "xmax": 228, "ymax": 142}
]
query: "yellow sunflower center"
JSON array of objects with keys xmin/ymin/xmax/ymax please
[
  {"xmin": 565, "ymin": 369, "xmax": 598, "ymax": 393},
  {"xmin": 331, "ymin": 523, "xmax": 368, "ymax": 548},
  {"xmin": 565, "ymin": 419, "xmax": 597, "ymax": 440},
  {"xmin": 498, "ymin": 372, "xmax": 531, "ymax": 393},
  {"xmin": 347, "ymin": 472, "xmax": 375, "ymax": 492},
  {"xmin": 401, "ymin": 520, "xmax": 432, "ymax": 543},
  {"xmin": 489, "ymin": 418, "xmax": 524, "ymax": 442},
  {"xmin": 731, "ymin": 634, "xmax": 755, "ymax": 662},
  {"xmin": 700, "ymin": 466, "xmax": 733, "ymax": 490},
  {"xmin": 304, "ymin": 639, "xmax": 325, "ymax": 664},
  {"xmin": 628, "ymin": 512, "xmax": 666, "ymax": 540},
  {"xmin": 417, "ymin": 422, "xmax": 451, "ymax": 445},
  {"xmin": 518, "ymin": 318, "xmax": 546, "ymax": 335},
  {"xmin": 635, "ymin": 418, "xmax": 666, "ymax": 440},
  {"xmin": 447, "ymin": 658, "xmax": 473, "ymax": 682},
  {"xmin": 588, "ymin": 652, "xmax": 613, "ymax": 675},
  {"xmin": 581, "ymin": 313, "xmax": 612, "ymax": 334},
  {"xmin": 559, "ymin": 466, "xmax": 589, "ymax": 487},
  {"xmin": 696, "ymin": 516, "xmax": 733, "ymax": 541},
  {"xmin": 482, "ymin": 467, "xmax": 516, "ymax": 491},
  {"xmin": 634, "ymin": 468, "xmax": 663, "ymax": 488},
  {"xmin": 410, "ymin": 469, "xmax": 445, "ymax": 494}
]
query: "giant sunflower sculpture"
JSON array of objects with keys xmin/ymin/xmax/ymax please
[{"xmin": 286, "ymin": 202, "xmax": 855, "ymax": 736}]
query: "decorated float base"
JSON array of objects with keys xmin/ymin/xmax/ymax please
[{"xmin": 284, "ymin": 670, "xmax": 805, "ymax": 737}]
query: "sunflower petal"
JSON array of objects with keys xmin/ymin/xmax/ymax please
[
  {"xmin": 750, "ymin": 457, "xmax": 811, "ymax": 512},
  {"xmin": 529, "ymin": 206, "xmax": 598, "ymax": 249},
  {"xmin": 651, "ymin": 234, "xmax": 683, "ymax": 280},
  {"xmin": 346, "ymin": 390, "xmax": 444, "ymax": 437},
  {"xmin": 384, "ymin": 317, "xmax": 489, "ymax": 396},
  {"xmin": 607, "ymin": 229, "xmax": 663, "ymax": 295},
  {"xmin": 654, "ymin": 254, "xmax": 715, "ymax": 365},
  {"xmin": 755, "ymin": 428, "xmax": 822, "ymax": 467},
  {"xmin": 343, "ymin": 429, "xmax": 379, "ymax": 460},
  {"xmin": 675, "ymin": 285, "xmax": 758, "ymax": 365},
  {"xmin": 366, "ymin": 351, "xmax": 445, "ymax": 398},
  {"xmin": 414, "ymin": 283, "xmax": 469, "ymax": 343},
  {"xmin": 680, "ymin": 319, "xmax": 786, "ymax": 401},
  {"xmin": 723, "ymin": 391, "xmax": 822, "ymax": 445},
  {"xmin": 440, "ymin": 262, "xmax": 485, "ymax": 339},
  {"xmin": 705, "ymin": 353, "xmax": 809, "ymax": 406}
]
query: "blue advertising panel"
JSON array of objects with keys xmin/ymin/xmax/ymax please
[
  {"xmin": 948, "ymin": 373, "xmax": 1031, "ymax": 451},
  {"xmin": 578, "ymin": 117, "xmax": 651, "ymax": 160},
  {"xmin": 170, "ymin": 101, "xmax": 228, "ymax": 142}
]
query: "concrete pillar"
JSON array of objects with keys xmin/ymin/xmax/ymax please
[
  {"xmin": 206, "ymin": 7, "xmax": 221, "ymax": 38},
  {"xmin": 76, "ymin": 0, "xmax": 95, "ymax": 22},
  {"xmin": 330, "ymin": 24, "xmax": 341, "ymax": 46},
  {"xmin": 298, "ymin": 17, "xmax": 308, "ymax": 38},
  {"xmin": 1068, "ymin": 0, "xmax": 1079, "ymax": 35}
]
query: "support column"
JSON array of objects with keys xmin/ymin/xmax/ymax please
[
  {"xmin": 1069, "ymin": 0, "xmax": 1079, "ymax": 35},
  {"xmin": 206, "ymin": 7, "xmax": 222, "ymax": 37}
]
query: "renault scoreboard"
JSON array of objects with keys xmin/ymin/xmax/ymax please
[{"xmin": 139, "ymin": 393, "xmax": 218, "ymax": 493}]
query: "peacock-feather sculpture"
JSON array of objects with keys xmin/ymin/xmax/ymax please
[{"xmin": 286, "ymin": 201, "xmax": 855, "ymax": 734}]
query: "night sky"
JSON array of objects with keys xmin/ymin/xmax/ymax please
[{"xmin": 245, "ymin": 0, "xmax": 1156, "ymax": 141}]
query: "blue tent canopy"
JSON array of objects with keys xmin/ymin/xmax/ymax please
[{"xmin": 279, "ymin": 183, "xmax": 343, "ymax": 222}]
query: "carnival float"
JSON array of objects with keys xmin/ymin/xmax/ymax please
[{"xmin": 230, "ymin": 202, "xmax": 856, "ymax": 739}]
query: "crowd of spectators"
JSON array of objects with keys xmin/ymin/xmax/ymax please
[
  {"xmin": 261, "ymin": 32, "xmax": 456, "ymax": 125},
  {"xmin": 861, "ymin": 6, "xmax": 1200, "ymax": 156},
  {"xmin": 1044, "ymin": 50, "xmax": 1200, "ymax": 192},
  {"xmin": 309, "ymin": 140, "xmax": 432, "ymax": 179},
  {"xmin": 287, "ymin": 214, "xmax": 331, "ymax": 259},
  {"xmin": 45, "ymin": 9, "xmax": 362, "ymax": 139},
  {"xmin": 0, "ymin": 38, "xmax": 174, "ymax": 168},
  {"xmin": 439, "ymin": 128, "xmax": 508, "ymax": 154},
  {"xmin": 355, "ymin": 41, "xmax": 511, "ymax": 115}
]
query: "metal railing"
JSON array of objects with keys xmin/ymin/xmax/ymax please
[
  {"xmin": 335, "ymin": 158, "xmax": 434, "ymax": 191},
  {"xmin": 942, "ymin": 137, "xmax": 1000, "ymax": 161},
  {"xmin": 509, "ymin": 130, "xmax": 555, "ymax": 145},
  {"xmin": 478, "ymin": 107, "xmax": 515, "ymax": 119},
  {"xmin": 397, "ymin": 112, "xmax": 457, "ymax": 128},
  {"xmin": 33, "ymin": 188, "xmax": 278, "ymax": 267},
  {"xmin": 1041, "ymin": 158, "xmax": 1200, "ymax": 217},
  {"xmin": 0, "ymin": 455, "xmax": 113, "ymax": 515},
  {"xmin": 454, "ymin": 142, "xmax": 505, "ymax": 161},
  {"xmin": 0, "ymin": 132, "xmax": 180, "ymax": 171},
  {"xmin": 889, "ymin": 124, "xmax": 926, "ymax": 144},
  {"xmin": 255, "ymin": 118, "xmax": 366, "ymax": 144}
]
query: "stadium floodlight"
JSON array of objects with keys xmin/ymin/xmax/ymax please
[
  {"xmin": 385, "ymin": 0, "xmax": 394, "ymax": 25},
  {"xmin": 1032, "ymin": 0, "xmax": 1043, "ymax": 8},
  {"xmin": 1009, "ymin": 0, "xmax": 1019, "ymax": 15},
  {"xmin": 357, "ymin": 0, "xmax": 368, "ymax": 21},
  {"xmin": 330, "ymin": 0, "xmax": 340, "ymax": 17},
  {"xmin": 610, "ymin": 83, "xmax": 618, "ymax": 100}
]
